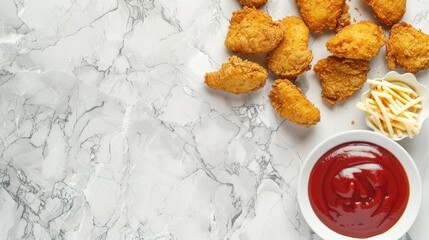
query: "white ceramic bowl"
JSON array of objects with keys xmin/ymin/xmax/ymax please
[
  {"xmin": 360, "ymin": 71, "xmax": 429, "ymax": 141},
  {"xmin": 298, "ymin": 130, "xmax": 422, "ymax": 240}
]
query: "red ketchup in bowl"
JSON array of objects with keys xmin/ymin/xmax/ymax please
[{"xmin": 308, "ymin": 142, "xmax": 409, "ymax": 238}]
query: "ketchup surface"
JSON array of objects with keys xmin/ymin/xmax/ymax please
[{"xmin": 308, "ymin": 142, "xmax": 409, "ymax": 238}]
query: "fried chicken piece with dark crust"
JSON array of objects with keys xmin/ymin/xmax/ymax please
[
  {"xmin": 387, "ymin": 22, "xmax": 429, "ymax": 74},
  {"xmin": 239, "ymin": 0, "xmax": 268, "ymax": 8},
  {"xmin": 363, "ymin": 0, "xmax": 406, "ymax": 26},
  {"xmin": 266, "ymin": 16, "xmax": 313, "ymax": 79},
  {"xmin": 314, "ymin": 56, "xmax": 370, "ymax": 106},
  {"xmin": 296, "ymin": 0, "xmax": 350, "ymax": 33},
  {"xmin": 205, "ymin": 56, "xmax": 267, "ymax": 94},
  {"xmin": 269, "ymin": 80, "xmax": 320, "ymax": 127},
  {"xmin": 225, "ymin": 7, "xmax": 283, "ymax": 54},
  {"xmin": 326, "ymin": 21, "xmax": 386, "ymax": 60}
]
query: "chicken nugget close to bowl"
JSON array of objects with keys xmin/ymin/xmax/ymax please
[
  {"xmin": 314, "ymin": 56, "xmax": 370, "ymax": 106},
  {"xmin": 387, "ymin": 22, "xmax": 429, "ymax": 74}
]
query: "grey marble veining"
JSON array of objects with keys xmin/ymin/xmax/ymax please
[{"xmin": 0, "ymin": 0, "xmax": 429, "ymax": 239}]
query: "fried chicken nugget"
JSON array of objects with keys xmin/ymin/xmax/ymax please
[
  {"xmin": 363, "ymin": 0, "xmax": 406, "ymax": 26},
  {"xmin": 225, "ymin": 7, "xmax": 283, "ymax": 54},
  {"xmin": 314, "ymin": 56, "xmax": 370, "ymax": 106},
  {"xmin": 239, "ymin": 0, "xmax": 268, "ymax": 8},
  {"xmin": 326, "ymin": 21, "xmax": 386, "ymax": 60},
  {"xmin": 387, "ymin": 22, "xmax": 429, "ymax": 74},
  {"xmin": 205, "ymin": 56, "xmax": 267, "ymax": 94},
  {"xmin": 269, "ymin": 80, "xmax": 320, "ymax": 127},
  {"xmin": 296, "ymin": 0, "xmax": 350, "ymax": 33},
  {"xmin": 266, "ymin": 16, "xmax": 313, "ymax": 79}
]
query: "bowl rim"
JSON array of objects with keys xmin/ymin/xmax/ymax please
[
  {"xmin": 298, "ymin": 130, "xmax": 422, "ymax": 240},
  {"xmin": 360, "ymin": 71, "xmax": 429, "ymax": 141}
]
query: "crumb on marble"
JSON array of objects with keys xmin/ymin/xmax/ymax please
[{"xmin": 354, "ymin": 7, "xmax": 363, "ymax": 17}]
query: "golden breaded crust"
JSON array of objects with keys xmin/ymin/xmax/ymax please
[
  {"xmin": 269, "ymin": 80, "xmax": 320, "ymax": 127},
  {"xmin": 225, "ymin": 7, "xmax": 283, "ymax": 54},
  {"xmin": 266, "ymin": 16, "xmax": 313, "ymax": 78},
  {"xmin": 239, "ymin": 0, "xmax": 268, "ymax": 8},
  {"xmin": 387, "ymin": 22, "xmax": 429, "ymax": 74},
  {"xmin": 336, "ymin": 3, "xmax": 351, "ymax": 32},
  {"xmin": 296, "ymin": 0, "xmax": 349, "ymax": 33},
  {"xmin": 364, "ymin": 0, "xmax": 406, "ymax": 26},
  {"xmin": 326, "ymin": 21, "xmax": 386, "ymax": 60},
  {"xmin": 314, "ymin": 56, "xmax": 370, "ymax": 106},
  {"xmin": 205, "ymin": 56, "xmax": 267, "ymax": 94}
]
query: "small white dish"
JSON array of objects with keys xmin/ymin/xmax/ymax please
[
  {"xmin": 359, "ymin": 71, "xmax": 429, "ymax": 141},
  {"xmin": 298, "ymin": 130, "xmax": 422, "ymax": 240}
]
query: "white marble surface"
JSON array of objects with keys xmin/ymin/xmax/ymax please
[{"xmin": 0, "ymin": 0, "xmax": 429, "ymax": 239}]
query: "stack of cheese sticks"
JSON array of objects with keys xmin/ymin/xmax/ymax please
[{"xmin": 357, "ymin": 79, "xmax": 422, "ymax": 138}]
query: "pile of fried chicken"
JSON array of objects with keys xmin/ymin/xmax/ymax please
[{"xmin": 204, "ymin": 0, "xmax": 429, "ymax": 127}]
